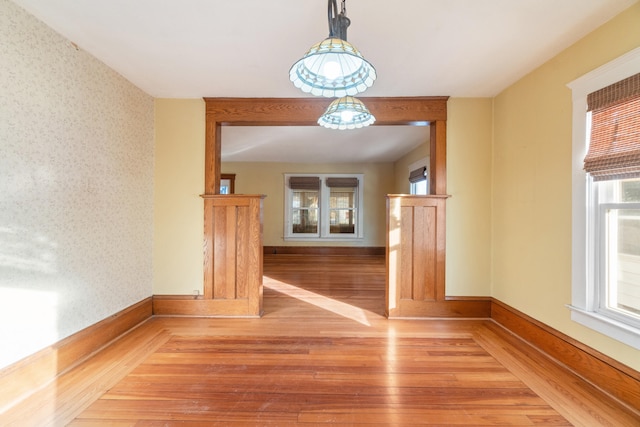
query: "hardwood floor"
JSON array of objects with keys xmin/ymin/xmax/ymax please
[{"xmin": 2, "ymin": 254, "xmax": 639, "ymax": 426}]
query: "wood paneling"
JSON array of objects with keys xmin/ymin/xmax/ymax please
[
  {"xmin": 186, "ymin": 194, "xmax": 264, "ymax": 317},
  {"xmin": 0, "ymin": 297, "xmax": 152, "ymax": 415},
  {"xmin": 386, "ymin": 195, "xmax": 449, "ymax": 318}
]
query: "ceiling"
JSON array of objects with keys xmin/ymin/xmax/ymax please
[{"xmin": 11, "ymin": 0, "xmax": 638, "ymax": 162}]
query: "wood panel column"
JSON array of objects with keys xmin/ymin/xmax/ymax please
[
  {"xmin": 203, "ymin": 194, "xmax": 265, "ymax": 316},
  {"xmin": 386, "ymin": 195, "xmax": 447, "ymax": 318}
]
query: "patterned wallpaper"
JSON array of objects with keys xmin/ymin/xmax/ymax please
[{"xmin": 0, "ymin": 0, "xmax": 154, "ymax": 368}]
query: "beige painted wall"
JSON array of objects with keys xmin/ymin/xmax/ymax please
[
  {"xmin": 491, "ymin": 3, "xmax": 640, "ymax": 370},
  {"xmin": 154, "ymin": 99, "xmax": 205, "ymax": 295},
  {"xmin": 446, "ymin": 99, "xmax": 493, "ymax": 296},
  {"xmin": 223, "ymin": 162, "xmax": 394, "ymax": 247}
]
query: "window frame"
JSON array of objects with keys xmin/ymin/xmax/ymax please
[
  {"xmin": 284, "ymin": 173, "xmax": 364, "ymax": 241},
  {"xmin": 567, "ymin": 47, "xmax": 640, "ymax": 349}
]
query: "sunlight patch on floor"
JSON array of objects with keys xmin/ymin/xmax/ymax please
[{"xmin": 264, "ymin": 277, "xmax": 372, "ymax": 326}]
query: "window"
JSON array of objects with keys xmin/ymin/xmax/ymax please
[
  {"xmin": 408, "ymin": 158, "xmax": 429, "ymax": 195},
  {"xmin": 595, "ymin": 179, "xmax": 640, "ymax": 327},
  {"xmin": 284, "ymin": 174, "xmax": 364, "ymax": 240},
  {"xmin": 568, "ymin": 47, "xmax": 640, "ymax": 349},
  {"xmin": 220, "ymin": 173, "xmax": 235, "ymax": 194}
]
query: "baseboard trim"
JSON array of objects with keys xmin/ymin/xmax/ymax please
[
  {"xmin": 490, "ymin": 298, "xmax": 640, "ymax": 412},
  {"xmin": 264, "ymin": 246, "xmax": 385, "ymax": 256},
  {"xmin": 386, "ymin": 297, "xmax": 492, "ymax": 318},
  {"xmin": 153, "ymin": 295, "xmax": 262, "ymax": 318},
  {"xmin": 4, "ymin": 294, "xmax": 638, "ymax": 417},
  {"xmin": 0, "ymin": 297, "xmax": 153, "ymax": 413}
]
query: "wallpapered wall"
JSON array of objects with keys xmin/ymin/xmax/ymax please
[{"xmin": 0, "ymin": 0, "xmax": 155, "ymax": 368}]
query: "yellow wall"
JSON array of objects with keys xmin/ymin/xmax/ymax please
[
  {"xmin": 393, "ymin": 141, "xmax": 429, "ymax": 194},
  {"xmin": 447, "ymin": 99, "xmax": 494, "ymax": 296},
  {"xmin": 491, "ymin": 3, "xmax": 640, "ymax": 370},
  {"xmin": 154, "ymin": 99, "xmax": 205, "ymax": 295},
  {"xmin": 222, "ymin": 162, "xmax": 394, "ymax": 247}
]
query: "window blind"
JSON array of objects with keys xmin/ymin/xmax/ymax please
[
  {"xmin": 584, "ymin": 73, "xmax": 640, "ymax": 181},
  {"xmin": 289, "ymin": 176, "xmax": 320, "ymax": 190},
  {"xmin": 325, "ymin": 177, "xmax": 359, "ymax": 187},
  {"xmin": 408, "ymin": 166, "xmax": 427, "ymax": 183}
]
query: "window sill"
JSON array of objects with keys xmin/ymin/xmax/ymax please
[
  {"xmin": 567, "ymin": 305, "xmax": 640, "ymax": 350},
  {"xmin": 284, "ymin": 237, "xmax": 364, "ymax": 242}
]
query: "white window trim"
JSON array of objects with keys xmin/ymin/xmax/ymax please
[
  {"xmin": 567, "ymin": 47, "xmax": 640, "ymax": 349},
  {"xmin": 284, "ymin": 173, "xmax": 364, "ymax": 242}
]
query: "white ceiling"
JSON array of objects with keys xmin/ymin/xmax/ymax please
[{"xmin": 11, "ymin": 0, "xmax": 638, "ymax": 162}]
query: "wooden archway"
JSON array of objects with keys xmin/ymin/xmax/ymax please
[{"xmin": 203, "ymin": 97, "xmax": 449, "ymax": 196}]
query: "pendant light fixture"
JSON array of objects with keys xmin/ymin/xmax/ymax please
[
  {"xmin": 289, "ymin": 0, "xmax": 376, "ymax": 98},
  {"xmin": 317, "ymin": 96, "xmax": 376, "ymax": 130}
]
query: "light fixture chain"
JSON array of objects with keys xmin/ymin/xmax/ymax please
[{"xmin": 328, "ymin": 0, "xmax": 338, "ymax": 37}]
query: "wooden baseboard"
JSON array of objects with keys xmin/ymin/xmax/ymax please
[
  {"xmin": 4, "ymin": 293, "xmax": 638, "ymax": 418},
  {"xmin": 153, "ymin": 295, "xmax": 262, "ymax": 318},
  {"xmin": 0, "ymin": 297, "xmax": 153, "ymax": 413},
  {"xmin": 386, "ymin": 297, "xmax": 492, "ymax": 318},
  {"xmin": 264, "ymin": 246, "xmax": 385, "ymax": 256},
  {"xmin": 490, "ymin": 298, "xmax": 640, "ymax": 412}
]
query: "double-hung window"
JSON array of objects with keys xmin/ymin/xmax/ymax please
[
  {"xmin": 568, "ymin": 48, "xmax": 640, "ymax": 349},
  {"xmin": 284, "ymin": 174, "xmax": 364, "ymax": 240},
  {"xmin": 409, "ymin": 162, "xmax": 429, "ymax": 195}
]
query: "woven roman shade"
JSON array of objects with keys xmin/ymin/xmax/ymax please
[
  {"xmin": 325, "ymin": 177, "xmax": 359, "ymax": 187},
  {"xmin": 289, "ymin": 176, "xmax": 320, "ymax": 190},
  {"xmin": 584, "ymin": 73, "xmax": 640, "ymax": 181},
  {"xmin": 408, "ymin": 166, "xmax": 427, "ymax": 183}
]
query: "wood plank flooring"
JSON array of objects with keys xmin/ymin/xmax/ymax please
[{"xmin": 2, "ymin": 254, "xmax": 639, "ymax": 426}]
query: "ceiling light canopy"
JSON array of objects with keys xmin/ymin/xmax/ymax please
[
  {"xmin": 318, "ymin": 96, "xmax": 376, "ymax": 130},
  {"xmin": 289, "ymin": 0, "xmax": 376, "ymax": 98}
]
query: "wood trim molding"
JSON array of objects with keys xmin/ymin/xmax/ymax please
[
  {"xmin": 0, "ymin": 297, "xmax": 153, "ymax": 413},
  {"xmin": 153, "ymin": 295, "xmax": 262, "ymax": 318},
  {"xmin": 204, "ymin": 96, "xmax": 449, "ymax": 195},
  {"xmin": 263, "ymin": 246, "xmax": 386, "ymax": 256},
  {"xmin": 490, "ymin": 298, "xmax": 640, "ymax": 412},
  {"xmin": 388, "ymin": 298, "xmax": 492, "ymax": 318}
]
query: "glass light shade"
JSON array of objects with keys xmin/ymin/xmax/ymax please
[
  {"xmin": 290, "ymin": 38, "xmax": 376, "ymax": 98},
  {"xmin": 318, "ymin": 96, "xmax": 375, "ymax": 130}
]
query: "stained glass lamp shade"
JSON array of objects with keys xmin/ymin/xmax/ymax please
[
  {"xmin": 289, "ymin": 37, "xmax": 376, "ymax": 98},
  {"xmin": 318, "ymin": 96, "xmax": 376, "ymax": 130}
]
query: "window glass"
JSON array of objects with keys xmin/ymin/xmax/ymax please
[
  {"xmin": 292, "ymin": 190, "xmax": 319, "ymax": 235},
  {"xmin": 599, "ymin": 179, "xmax": 640, "ymax": 320},
  {"xmin": 411, "ymin": 180, "xmax": 428, "ymax": 195},
  {"xmin": 329, "ymin": 187, "xmax": 356, "ymax": 234}
]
